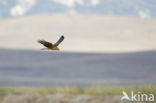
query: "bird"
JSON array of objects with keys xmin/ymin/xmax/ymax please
[{"xmin": 38, "ymin": 35, "xmax": 64, "ymax": 50}]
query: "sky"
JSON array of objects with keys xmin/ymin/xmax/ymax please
[{"xmin": 0, "ymin": 0, "xmax": 156, "ymax": 18}]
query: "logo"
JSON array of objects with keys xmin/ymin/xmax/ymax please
[{"xmin": 121, "ymin": 91, "xmax": 154, "ymax": 102}]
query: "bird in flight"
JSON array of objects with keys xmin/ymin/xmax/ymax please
[{"xmin": 38, "ymin": 35, "xmax": 64, "ymax": 50}]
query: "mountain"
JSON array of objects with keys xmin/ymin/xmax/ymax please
[
  {"xmin": 0, "ymin": 14, "xmax": 156, "ymax": 52},
  {"xmin": 0, "ymin": 0, "xmax": 156, "ymax": 18}
]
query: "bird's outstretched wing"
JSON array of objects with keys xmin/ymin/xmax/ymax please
[
  {"xmin": 38, "ymin": 40, "xmax": 54, "ymax": 48},
  {"xmin": 54, "ymin": 35, "xmax": 64, "ymax": 46}
]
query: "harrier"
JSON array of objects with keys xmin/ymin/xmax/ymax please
[{"xmin": 38, "ymin": 35, "xmax": 64, "ymax": 50}]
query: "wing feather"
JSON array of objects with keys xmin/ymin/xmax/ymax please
[
  {"xmin": 38, "ymin": 40, "xmax": 53, "ymax": 48},
  {"xmin": 54, "ymin": 35, "xmax": 64, "ymax": 46}
]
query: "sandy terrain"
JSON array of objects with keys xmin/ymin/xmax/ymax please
[{"xmin": 0, "ymin": 14, "xmax": 156, "ymax": 52}]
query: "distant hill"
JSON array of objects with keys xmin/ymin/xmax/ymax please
[
  {"xmin": 0, "ymin": 14, "xmax": 156, "ymax": 52},
  {"xmin": 0, "ymin": 0, "xmax": 156, "ymax": 18}
]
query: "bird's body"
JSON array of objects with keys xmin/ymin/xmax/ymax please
[
  {"xmin": 38, "ymin": 35, "xmax": 64, "ymax": 50},
  {"xmin": 41, "ymin": 46, "xmax": 59, "ymax": 50}
]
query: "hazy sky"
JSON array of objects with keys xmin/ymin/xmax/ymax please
[{"xmin": 0, "ymin": 0, "xmax": 155, "ymax": 18}]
